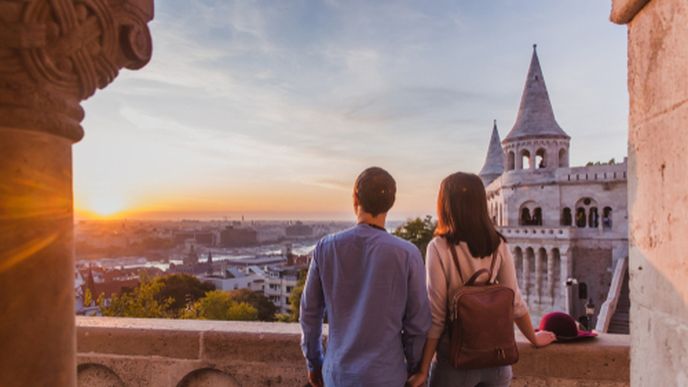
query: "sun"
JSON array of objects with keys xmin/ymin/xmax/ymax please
[{"xmin": 86, "ymin": 195, "xmax": 128, "ymax": 218}]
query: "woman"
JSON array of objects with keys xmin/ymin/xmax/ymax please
[{"xmin": 408, "ymin": 172, "xmax": 555, "ymax": 387}]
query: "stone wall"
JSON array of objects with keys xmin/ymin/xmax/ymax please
[
  {"xmin": 76, "ymin": 317, "xmax": 629, "ymax": 387},
  {"xmin": 611, "ymin": 0, "xmax": 688, "ymax": 385}
]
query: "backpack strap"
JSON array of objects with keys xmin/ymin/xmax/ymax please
[
  {"xmin": 447, "ymin": 238, "xmax": 465, "ymax": 284},
  {"xmin": 488, "ymin": 249, "xmax": 498, "ymax": 284}
]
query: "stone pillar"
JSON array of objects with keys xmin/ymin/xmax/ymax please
[
  {"xmin": 535, "ymin": 248, "xmax": 544, "ymax": 303},
  {"xmin": 559, "ymin": 248, "xmax": 572, "ymax": 314},
  {"xmin": 0, "ymin": 1, "xmax": 153, "ymax": 386},
  {"xmin": 522, "ymin": 250, "xmax": 530, "ymax": 301},
  {"xmin": 547, "ymin": 248, "xmax": 555, "ymax": 302},
  {"xmin": 611, "ymin": 0, "xmax": 688, "ymax": 385}
]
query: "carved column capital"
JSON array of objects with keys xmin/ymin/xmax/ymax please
[{"xmin": 0, "ymin": 0, "xmax": 154, "ymax": 142}]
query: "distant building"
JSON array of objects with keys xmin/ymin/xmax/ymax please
[
  {"xmin": 477, "ymin": 46, "xmax": 629, "ymax": 331},
  {"xmin": 263, "ymin": 265, "xmax": 306, "ymax": 314},
  {"xmin": 220, "ymin": 226, "xmax": 258, "ymax": 247},
  {"xmin": 285, "ymin": 221, "xmax": 313, "ymax": 238}
]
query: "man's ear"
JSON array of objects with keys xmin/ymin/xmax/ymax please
[{"xmin": 352, "ymin": 192, "xmax": 359, "ymax": 212}]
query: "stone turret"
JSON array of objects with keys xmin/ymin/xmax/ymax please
[
  {"xmin": 479, "ymin": 120, "xmax": 505, "ymax": 186},
  {"xmin": 503, "ymin": 45, "xmax": 571, "ymax": 171}
]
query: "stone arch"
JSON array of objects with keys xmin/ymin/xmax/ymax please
[
  {"xmin": 575, "ymin": 197, "xmax": 599, "ymax": 228},
  {"xmin": 521, "ymin": 149, "xmax": 532, "ymax": 169},
  {"xmin": 77, "ymin": 363, "xmax": 125, "ymax": 387},
  {"xmin": 177, "ymin": 368, "xmax": 239, "ymax": 387},
  {"xmin": 519, "ymin": 201, "xmax": 539, "ymax": 225},
  {"xmin": 561, "ymin": 207, "xmax": 572, "ymax": 226},
  {"xmin": 536, "ymin": 148, "xmax": 547, "ymax": 169},
  {"xmin": 507, "ymin": 151, "xmax": 515, "ymax": 171},
  {"xmin": 559, "ymin": 148, "xmax": 568, "ymax": 167}
]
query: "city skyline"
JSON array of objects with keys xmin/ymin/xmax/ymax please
[{"xmin": 75, "ymin": 1, "xmax": 628, "ymax": 220}]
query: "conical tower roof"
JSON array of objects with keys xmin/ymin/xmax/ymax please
[
  {"xmin": 503, "ymin": 45, "xmax": 569, "ymax": 142},
  {"xmin": 479, "ymin": 120, "xmax": 505, "ymax": 186}
]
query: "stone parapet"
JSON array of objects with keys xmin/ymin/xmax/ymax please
[{"xmin": 76, "ymin": 317, "xmax": 629, "ymax": 387}]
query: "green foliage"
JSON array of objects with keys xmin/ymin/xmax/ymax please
[
  {"xmin": 274, "ymin": 313, "xmax": 292, "ymax": 322},
  {"xmin": 83, "ymin": 288, "xmax": 93, "ymax": 307},
  {"xmin": 227, "ymin": 302, "xmax": 258, "ymax": 321},
  {"xmin": 226, "ymin": 288, "xmax": 277, "ymax": 321},
  {"xmin": 288, "ymin": 269, "xmax": 308, "ymax": 322},
  {"xmin": 101, "ymin": 278, "xmax": 174, "ymax": 318},
  {"xmin": 183, "ymin": 290, "xmax": 258, "ymax": 321},
  {"xmin": 393, "ymin": 215, "xmax": 436, "ymax": 259},
  {"xmin": 154, "ymin": 274, "xmax": 215, "ymax": 314}
]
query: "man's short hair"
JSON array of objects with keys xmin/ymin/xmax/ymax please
[{"xmin": 354, "ymin": 167, "xmax": 396, "ymax": 217}]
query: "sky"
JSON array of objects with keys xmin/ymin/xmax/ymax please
[{"xmin": 74, "ymin": 0, "xmax": 628, "ymax": 221}]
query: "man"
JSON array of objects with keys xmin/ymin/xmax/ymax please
[{"xmin": 300, "ymin": 167, "xmax": 431, "ymax": 387}]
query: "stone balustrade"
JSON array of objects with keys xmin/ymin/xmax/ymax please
[{"xmin": 76, "ymin": 317, "xmax": 630, "ymax": 387}]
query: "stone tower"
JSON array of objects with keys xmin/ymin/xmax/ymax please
[
  {"xmin": 502, "ymin": 45, "xmax": 570, "ymax": 171},
  {"xmin": 479, "ymin": 120, "xmax": 505, "ymax": 186}
]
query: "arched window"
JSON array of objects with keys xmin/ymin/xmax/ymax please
[
  {"xmin": 536, "ymin": 148, "xmax": 547, "ymax": 169},
  {"xmin": 602, "ymin": 207, "xmax": 613, "ymax": 230},
  {"xmin": 507, "ymin": 151, "xmax": 515, "ymax": 171},
  {"xmin": 576, "ymin": 207, "xmax": 587, "ymax": 227},
  {"xmin": 520, "ymin": 208, "xmax": 532, "ymax": 226},
  {"xmin": 561, "ymin": 207, "xmax": 572, "ymax": 226},
  {"xmin": 559, "ymin": 148, "xmax": 568, "ymax": 167},
  {"xmin": 521, "ymin": 149, "xmax": 531, "ymax": 169},
  {"xmin": 589, "ymin": 207, "xmax": 599, "ymax": 228},
  {"xmin": 533, "ymin": 207, "xmax": 543, "ymax": 226}
]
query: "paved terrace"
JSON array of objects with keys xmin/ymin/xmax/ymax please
[{"xmin": 76, "ymin": 317, "xmax": 629, "ymax": 386}]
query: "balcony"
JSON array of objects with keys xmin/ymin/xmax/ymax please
[{"xmin": 76, "ymin": 317, "xmax": 629, "ymax": 386}]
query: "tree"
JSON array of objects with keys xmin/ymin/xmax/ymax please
[
  {"xmin": 226, "ymin": 302, "xmax": 258, "ymax": 321},
  {"xmin": 288, "ymin": 269, "xmax": 308, "ymax": 322},
  {"xmin": 226, "ymin": 288, "xmax": 277, "ymax": 321},
  {"xmin": 155, "ymin": 274, "xmax": 215, "ymax": 315},
  {"xmin": 101, "ymin": 278, "xmax": 173, "ymax": 318},
  {"xmin": 83, "ymin": 288, "xmax": 93, "ymax": 307},
  {"xmin": 183, "ymin": 290, "xmax": 258, "ymax": 321},
  {"xmin": 393, "ymin": 215, "xmax": 436, "ymax": 259}
]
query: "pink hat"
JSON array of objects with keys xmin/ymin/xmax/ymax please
[{"xmin": 538, "ymin": 311, "xmax": 598, "ymax": 341}]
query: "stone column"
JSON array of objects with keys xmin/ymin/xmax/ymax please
[
  {"xmin": 611, "ymin": 0, "xmax": 688, "ymax": 385},
  {"xmin": 0, "ymin": 1, "xmax": 153, "ymax": 386},
  {"xmin": 546, "ymin": 248, "xmax": 555, "ymax": 302},
  {"xmin": 534, "ymin": 248, "xmax": 544, "ymax": 303},
  {"xmin": 559, "ymin": 247, "xmax": 572, "ymax": 314},
  {"xmin": 523, "ymin": 248, "xmax": 532, "ymax": 302}
]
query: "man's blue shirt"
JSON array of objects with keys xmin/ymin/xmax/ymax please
[{"xmin": 300, "ymin": 224, "xmax": 431, "ymax": 387}]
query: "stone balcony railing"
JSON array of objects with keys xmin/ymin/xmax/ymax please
[{"xmin": 76, "ymin": 317, "xmax": 630, "ymax": 387}]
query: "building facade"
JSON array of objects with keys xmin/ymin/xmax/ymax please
[{"xmin": 479, "ymin": 46, "xmax": 629, "ymax": 324}]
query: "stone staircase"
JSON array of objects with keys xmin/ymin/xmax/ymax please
[{"xmin": 607, "ymin": 268, "xmax": 630, "ymax": 334}]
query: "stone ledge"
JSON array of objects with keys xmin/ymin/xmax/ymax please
[{"xmin": 76, "ymin": 317, "xmax": 629, "ymax": 386}]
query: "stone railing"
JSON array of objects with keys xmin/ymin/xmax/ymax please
[{"xmin": 76, "ymin": 317, "xmax": 630, "ymax": 387}]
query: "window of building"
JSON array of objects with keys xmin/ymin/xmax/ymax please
[
  {"xmin": 520, "ymin": 207, "xmax": 532, "ymax": 226},
  {"xmin": 589, "ymin": 207, "xmax": 599, "ymax": 228},
  {"xmin": 576, "ymin": 207, "xmax": 587, "ymax": 227},
  {"xmin": 603, "ymin": 207, "xmax": 613, "ymax": 230},
  {"xmin": 533, "ymin": 207, "xmax": 543, "ymax": 226},
  {"xmin": 536, "ymin": 148, "xmax": 547, "ymax": 169},
  {"xmin": 561, "ymin": 207, "xmax": 572, "ymax": 226},
  {"xmin": 521, "ymin": 149, "xmax": 531, "ymax": 169},
  {"xmin": 507, "ymin": 151, "xmax": 515, "ymax": 170}
]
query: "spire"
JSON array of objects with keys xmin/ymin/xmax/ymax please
[
  {"xmin": 503, "ymin": 45, "xmax": 569, "ymax": 142},
  {"xmin": 479, "ymin": 120, "xmax": 505, "ymax": 186}
]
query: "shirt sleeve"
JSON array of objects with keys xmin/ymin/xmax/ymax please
[
  {"xmin": 299, "ymin": 243, "xmax": 325, "ymax": 371},
  {"xmin": 426, "ymin": 240, "xmax": 449, "ymax": 339},
  {"xmin": 496, "ymin": 242, "xmax": 528, "ymax": 319},
  {"xmin": 401, "ymin": 247, "xmax": 432, "ymax": 373}
]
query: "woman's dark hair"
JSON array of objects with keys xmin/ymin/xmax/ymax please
[
  {"xmin": 354, "ymin": 167, "xmax": 396, "ymax": 217},
  {"xmin": 434, "ymin": 172, "xmax": 504, "ymax": 258}
]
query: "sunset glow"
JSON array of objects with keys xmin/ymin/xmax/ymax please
[{"xmin": 74, "ymin": 1, "xmax": 628, "ymax": 220}]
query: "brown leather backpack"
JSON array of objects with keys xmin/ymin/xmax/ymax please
[{"xmin": 445, "ymin": 242, "xmax": 519, "ymax": 369}]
